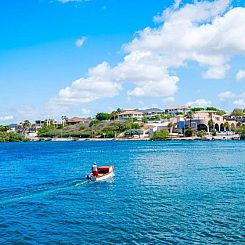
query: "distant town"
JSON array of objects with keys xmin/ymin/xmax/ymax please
[{"xmin": 1, "ymin": 106, "xmax": 245, "ymax": 142}]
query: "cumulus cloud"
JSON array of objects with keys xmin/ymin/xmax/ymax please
[
  {"xmin": 50, "ymin": 62, "xmax": 122, "ymax": 107},
  {"xmin": 75, "ymin": 37, "xmax": 87, "ymax": 47},
  {"xmin": 187, "ymin": 99, "xmax": 212, "ymax": 107},
  {"xmin": 218, "ymin": 90, "xmax": 235, "ymax": 100},
  {"xmin": 233, "ymin": 99, "xmax": 245, "ymax": 107},
  {"xmin": 51, "ymin": 0, "xmax": 245, "ymax": 109},
  {"xmin": 127, "ymin": 0, "xmax": 245, "ymax": 80},
  {"xmin": 81, "ymin": 108, "xmax": 91, "ymax": 115},
  {"xmin": 0, "ymin": 115, "xmax": 14, "ymax": 121},
  {"xmin": 236, "ymin": 70, "xmax": 245, "ymax": 80},
  {"xmin": 163, "ymin": 97, "xmax": 176, "ymax": 103}
]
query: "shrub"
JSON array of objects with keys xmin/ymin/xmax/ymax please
[
  {"xmin": 197, "ymin": 130, "xmax": 207, "ymax": 138},
  {"xmin": 236, "ymin": 126, "xmax": 245, "ymax": 139},
  {"xmin": 150, "ymin": 129, "xmax": 170, "ymax": 140},
  {"xmin": 185, "ymin": 127, "xmax": 197, "ymax": 137}
]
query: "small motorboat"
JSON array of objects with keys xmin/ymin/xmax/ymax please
[{"xmin": 87, "ymin": 166, "xmax": 114, "ymax": 181}]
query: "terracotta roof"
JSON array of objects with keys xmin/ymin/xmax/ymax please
[
  {"xmin": 119, "ymin": 110, "xmax": 143, "ymax": 115},
  {"xmin": 165, "ymin": 106, "xmax": 190, "ymax": 110},
  {"xmin": 66, "ymin": 117, "xmax": 84, "ymax": 123}
]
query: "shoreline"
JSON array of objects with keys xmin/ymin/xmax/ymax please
[{"xmin": 29, "ymin": 134, "xmax": 241, "ymax": 142}]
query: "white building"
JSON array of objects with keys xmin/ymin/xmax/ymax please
[
  {"xmin": 139, "ymin": 108, "xmax": 164, "ymax": 118},
  {"xmin": 165, "ymin": 106, "xmax": 191, "ymax": 115},
  {"xmin": 118, "ymin": 110, "xmax": 143, "ymax": 120}
]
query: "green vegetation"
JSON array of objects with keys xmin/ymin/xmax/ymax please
[
  {"xmin": 206, "ymin": 107, "xmax": 226, "ymax": 116},
  {"xmin": 236, "ymin": 126, "xmax": 245, "ymax": 139},
  {"xmin": 190, "ymin": 107, "xmax": 226, "ymax": 115},
  {"xmin": 185, "ymin": 127, "xmax": 197, "ymax": 137},
  {"xmin": 191, "ymin": 107, "xmax": 205, "ymax": 112},
  {"xmin": 150, "ymin": 129, "xmax": 170, "ymax": 140},
  {"xmin": 95, "ymin": 112, "xmax": 111, "ymax": 121},
  {"xmin": 125, "ymin": 129, "xmax": 143, "ymax": 137},
  {"xmin": 0, "ymin": 131, "xmax": 29, "ymax": 142},
  {"xmin": 0, "ymin": 126, "xmax": 10, "ymax": 132},
  {"xmin": 0, "ymin": 125, "xmax": 29, "ymax": 142},
  {"xmin": 161, "ymin": 114, "xmax": 173, "ymax": 119},
  {"xmin": 96, "ymin": 108, "xmax": 123, "ymax": 121},
  {"xmin": 37, "ymin": 120, "xmax": 138, "ymax": 139},
  {"xmin": 231, "ymin": 108, "xmax": 244, "ymax": 117},
  {"xmin": 196, "ymin": 130, "xmax": 207, "ymax": 138}
]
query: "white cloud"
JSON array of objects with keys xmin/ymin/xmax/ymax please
[
  {"xmin": 50, "ymin": 62, "xmax": 122, "ymax": 107},
  {"xmin": 203, "ymin": 65, "xmax": 230, "ymax": 79},
  {"xmin": 51, "ymin": 0, "xmax": 245, "ymax": 109},
  {"xmin": 0, "ymin": 115, "xmax": 14, "ymax": 121},
  {"xmin": 75, "ymin": 37, "xmax": 87, "ymax": 47},
  {"xmin": 126, "ymin": 0, "xmax": 245, "ymax": 80},
  {"xmin": 163, "ymin": 97, "xmax": 175, "ymax": 102},
  {"xmin": 81, "ymin": 108, "xmax": 91, "ymax": 115},
  {"xmin": 233, "ymin": 99, "xmax": 245, "ymax": 107},
  {"xmin": 218, "ymin": 90, "xmax": 235, "ymax": 100},
  {"xmin": 174, "ymin": 0, "xmax": 182, "ymax": 9},
  {"xmin": 187, "ymin": 99, "xmax": 212, "ymax": 107},
  {"xmin": 236, "ymin": 70, "xmax": 245, "ymax": 80}
]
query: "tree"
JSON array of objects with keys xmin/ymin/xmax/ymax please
[
  {"xmin": 96, "ymin": 112, "xmax": 111, "ymax": 121},
  {"xmin": 131, "ymin": 123, "xmax": 140, "ymax": 129},
  {"xmin": 142, "ymin": 117, "xmax": 148, "ymax": 123},
  {"xmin": 185, "ymin": 127, "xmax": 197, "ymax": 137},
  {"xmin": 161, "ymin": 114, "xmax": 173, "ymax": 119},
  {"xmin": 208, "ymin": 119, "xmax": 214, "ymax": 131},
  {"xmin": 231, "ymin": 108, "xmax": 244, "ymax": 117},
  {"xmin": 150, "ymin": 129, "xmax": 170, "ymax": 140},
  {"xmin": 0, "ymin": 126, "xmax": 10, "ymax": 132},
  {"xmin": 224, "ymin": 121, "xmax": 230, "ymax": 131},
  {"xmin": 236, "ymin": 126, "xmax": 245, "ymax": 139},
  {"xmin": 167, "ymin": 122, "xmax": 174, "ymax": 133},
  {"xmin": 191, "ymin": 107, "xmax": 204, "ymax": 112},
  {"xmin": 89, "ymin": 119, "xmax": 100, "ymax": 127},
  {"xmin": 186, "ymin": 111, "xmax": 194, "ymax": 127},
  {"xmin": 37, "ymin": 125, "xmax": 56, "ymax": 137}
]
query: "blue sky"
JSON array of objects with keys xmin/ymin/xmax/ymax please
[{"xmin": 0, "ymin": 0, "xmax": 245, "ymax": 123}]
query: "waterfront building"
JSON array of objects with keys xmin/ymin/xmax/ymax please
[{"xmin": 185, "ymin": 111, "xmax": 237, "ymax": 132}]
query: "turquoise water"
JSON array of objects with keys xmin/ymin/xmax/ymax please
[{"xmin": 0, "ymin": 141, "xmax": 244, "ymax": 244}]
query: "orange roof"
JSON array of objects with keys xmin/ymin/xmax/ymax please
[
  {"xmin": 66, "ymin": 117, "xmax": 84, "ymax": 123},
  {"xmin": 119, "ymin": 110, "xmax": 143, "ymax": 115}
]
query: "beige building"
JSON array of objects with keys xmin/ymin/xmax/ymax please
[{"xmin": 186, "ymin": 111, "xmax": 237, "ymax": 132}]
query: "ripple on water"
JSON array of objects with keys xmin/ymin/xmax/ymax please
[{"xmin": 0, "ymin": 141, "xmax": 244, "ymax": 244}]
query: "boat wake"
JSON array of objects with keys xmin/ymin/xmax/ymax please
[{"xmin": 0, "ymin": 179, "xmax": 89, "ymax": 206}]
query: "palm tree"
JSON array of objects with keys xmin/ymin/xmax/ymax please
[
  {"xmin": 167, "ymin": 122, "xmax": 174, "ymax": 133},
  {"xmin": 224, "ymin": 121, "xmax": 230, "ymax": 131},
  {"xmin": 21, "ymin": 120, "xmax": 31, "ymax": 134},
  {"xmin": 186, "ymin": 111, "xmax": 194, "ymax": 127},
  {"xmin": 208, "ymin": 119, "xmax": 214, "ymax": 132}
]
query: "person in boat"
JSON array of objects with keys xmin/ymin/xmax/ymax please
[{"xmin": 91, "ymin": 162, "xmax": 98, "ymax": 177}]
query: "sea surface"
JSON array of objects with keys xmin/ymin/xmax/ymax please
[{"xmin": 0, "ymin": 140, "xmax": 244, "ymax": 244}]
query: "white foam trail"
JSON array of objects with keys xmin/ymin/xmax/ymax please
[{"xmin": 0, "ymin": 180, "xmax": 88, "ymax": 206}]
